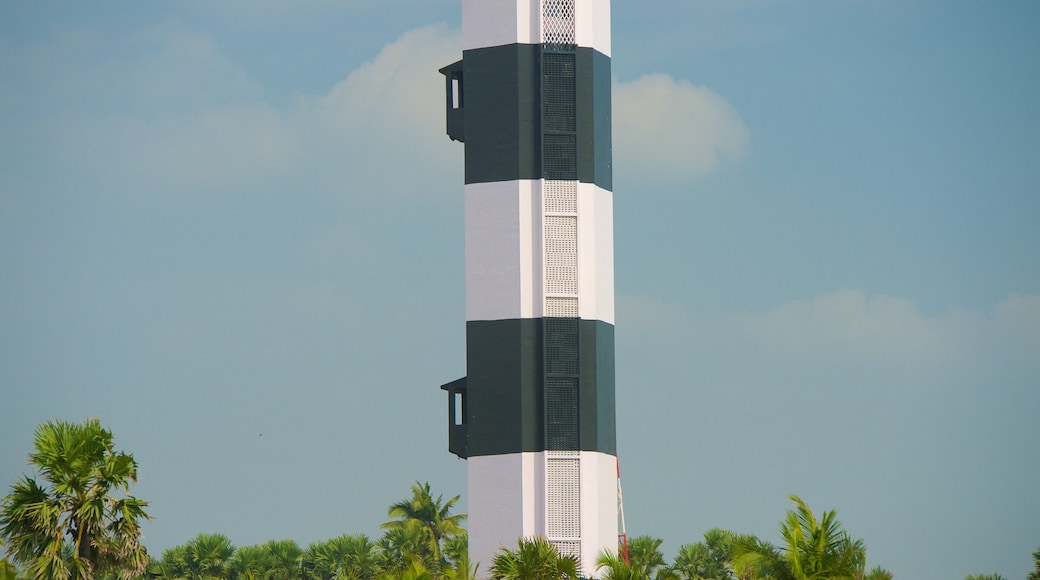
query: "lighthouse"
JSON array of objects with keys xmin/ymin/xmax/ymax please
[{"xmin": 439, "ymin": 0, "xmax": 616, "ymax": 575}]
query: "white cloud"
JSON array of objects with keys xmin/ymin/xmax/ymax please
[
  {"xmin": 16, "ymin": 22, "xmax": 750, "ymax": 197},
  {"xmin": 291, "ymin": 24, "xmax": 461, "ymax": 192},
  {"xmin": 13, "ymin": 24, "xmax": 463, "ymax": 200},
  {"xmin": 734, "ymin": 289, "xmax": 1040, "ymax": 376},
  {"xmin": 613, "ymin": 73, "xmax": 750, "ymax": 182}
]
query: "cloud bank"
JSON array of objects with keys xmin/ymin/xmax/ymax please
[
  {"xmin": 613, "ymin": 73, "xmax": 750, "ymax": 182},
  {"xmin": 7, "ymin": 23, "xmax": 748, "ymax": 202}
]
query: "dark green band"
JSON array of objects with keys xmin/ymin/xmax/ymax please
[
  {"xmin": 440, "ymin": 44, "xmax": 612, "ymax": 190},
  {"xmin": 442, "ymin": 318, "xmax": 616, "ymax": 458}
]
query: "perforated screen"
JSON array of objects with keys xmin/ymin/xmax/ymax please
[
  {"xmin": 542, "ymin": 0, "xmax": 576, "ymax": 48},
  {"xmin": 546, "ymin": 457, "xmax": 580, "ymax": 537},
  {"xmin": 546, "ymin": 297, "xmax": 578, "ymax": 317},
  {"xmin": 545, "ymin": 318, "xmax": 579, "ymax": 375},
  {"xmin": 543, "ymin": 180, "xmax": 577, "ymax": 214},
  {"xmin": 543, "ymin": 53, "xmax": 576, "ymax": 133},
  {"xmin": 546, "ymin": 377, "xmax": 579, "ymax": 450},
  {"xmin": 544, "ymin": 216, "xmax": 577, "ymax": 295}
]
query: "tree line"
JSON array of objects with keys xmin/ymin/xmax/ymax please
[{"xmin": 3, "ymin": 419, "xmax": 1037, "ymax": 580}]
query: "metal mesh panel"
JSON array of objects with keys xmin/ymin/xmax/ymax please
[
  {"xmin": 545, "ymin": 297, "xmax": 578, "ymax": 317},
  {"xmin": 543, "ymin": 134, "xmax": 577, "ymax": 180},
  {"xmin": 542, "ymin": 0, "xmax": 576, "ymax": 47},
  {"xmin": 545, "ymin": 317, "xmax": 579, "ymax": 375},
  {"xmin": 546, "ymin": 377, "xmax": 579, "ymax": 450},
  {"xmin": 543, "ymin": 53, "xmax": 576, "ymax": 133},
  {"xmin": 543, "ymin": 180, "xmax": 577, "ymax": 214},
  {"xmin": 546, "ymin": 457, "xmax": 580, "ymax": 537},
  {"xmin": 544, "ymin": 215, "xmax": 577, "ymax": 295}
]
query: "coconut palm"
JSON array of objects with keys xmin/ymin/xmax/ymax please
[
  {"xmin": 0, "ymin": 418, "xmax": 150, "ymax": 580},
  {"xmin": 488, "ymin": 537, "xmax": 580, "ymax": 580},
  {"xmin": 381, "ymin": 482, "xmax": 466, "ymax": 570},
  {"xmin": 731, "ymin": 495, "xmax": 865, "ymax": 580}
]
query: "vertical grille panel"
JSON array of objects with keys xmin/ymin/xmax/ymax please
[
  {"xmin": 542, "ymin": 0, "xmax": 576, "ymax": 48},
  {"xmin": 543, "ymin": 180, "xmax": 577, "ymax": 214},
  {"xmin": 544, "ymin": 215, "xmax": 577, "ymax": 295},
  {"xmin": 541, "ymin": 1, "xmax": 582, "ymax": 552},
  {"xmin": 543, "ymin": 53, "xmax": 576, "ymax": 133},
  {"xmin": 546, "ymin": 377, "xmax": 579, "ymax": 450},
  {"xmin": 545, "ymin": 318, "xmax": 579, "ymax": 375},
  {"xmin": 543, "ymin": 134, "xmax": 577, "ymax": 180},
  {"xmin": 546, "ymin": 457, "xmax": 580, "ymax": 537},
  {"xmin": 545, "ymin": 297, "xmax": 578, "ymax": 317}
]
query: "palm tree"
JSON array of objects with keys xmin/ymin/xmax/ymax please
[
  {"xmin": 1029, "ymin": 546, "xmax": 1040, "ymax": 580},
  {"xmin": 184, "ymin": 533, "xmax": 235, "ymax": 579},
  {"xmin": 595, "ymin": 550, "xmax": 643, "ymax": 580},
  {"xmin": 440, "ymin": 533, "xmax": 479, "ymax": 580},
  {"xmin": 381, "ymin": 482, "xmax": 466, "ymax": 570},
  {"xmin": 629, "ymin": 536, "xmax": 667, "ymax": 579},
  {"xmin": 377, "ymin": 525, "xmax": 429, "ymax": 576},
  {"xmin": 0, "ymin": 418, "xmax": 150, "ymax": 580},
  {"xmin": 862, "ymin": 566, "xmax": 893, "ymax": 580},
  {"xmin": 304, "ymin": 534, "xmax": 379, "ymax": 580},
  {"xmin": 596, "ymin": 536, "xmax": 671, "ymax": 580},
  {"xmin": 226, "ymin": 544, "xmax": 271, "ymax": 580},
  {"xmin": 669, "ymin": 528, "xmax": 740, "ymax": 580},
  {"xmin": 488, "ymin": 537, "xmax": 580, "ymax": 580},
  {"xmin": 262, "ymin": 539, "xmax": 303, "ymax": 580},
  {"xmin": 731, "ymin": 495, "xmax": 865, "ymax": 580}
]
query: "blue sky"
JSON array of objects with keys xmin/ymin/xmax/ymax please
[{"xmin": 2, "ymin": 1, "xmax": 1038, "ymax": 578}]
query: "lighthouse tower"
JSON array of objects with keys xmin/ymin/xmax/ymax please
[{"xmin": 439, "ymin": 0, "xmax": 615, "ymax": 575}]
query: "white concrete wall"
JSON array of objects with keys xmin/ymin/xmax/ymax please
[
  {"xmin": 468, "ymin": 452, "xmax": 619, "ymax": 578},
  {"xmin": 465, "ymin": 180, "xmax": 614, "ymax": 325}
]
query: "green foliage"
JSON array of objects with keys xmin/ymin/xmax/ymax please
[
  {"xmin": 964, "ymin": 575, "xmax": 1006, "ymax": 580},
  {"xmin": 862, "ymin": 565, "xmax": 893, "ymax": 580},
  {"xmin": 146, "ymin": 482, "xmax": 468, "ymax": 580},
  {"xmin": 1029, "ymin": 546, "xmax": 1040, "ymax": 580},
  {"xmin": 596, "ymin": 536, "xmax": 671, "ymax": 580},
  {"xmin": 381, "ymin": 481, "xmax": 466, "ymax": 574},
  {"xmin": 595, "ymin": 549, "xmax": 643, "ymax": 580},
  {"xmin": 151, "ymin": 533, "xmax": 235, "ymax": 579},
  {"xmin": 669, "ymin": 529, "xmax": 742, "ymax": 580},
  {"xmin": 226, "ymin": 544, "xmax": 271, "ymax": 580},
  {"xmin": 488, "ymin": 537, "xmax": 580, "ymax": 580},
  {"xmin": 303, "ymin": 534, "xmax": 378, "ymax": 580},
  {"xmin": 0, "ymin": 418, "xmax": 150, "ymax": 580},
  {"xmin": 731, "ymin": 495, "xmax": 867, "ymax": 580}
]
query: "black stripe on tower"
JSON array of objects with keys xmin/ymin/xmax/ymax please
[
  {"xmin": 439, "ymin": 44, "xmax": 612, "ymax": 188},
  {"xmin": 451, "ymin": 319, "xmax": 615, "ymax": 458}
]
